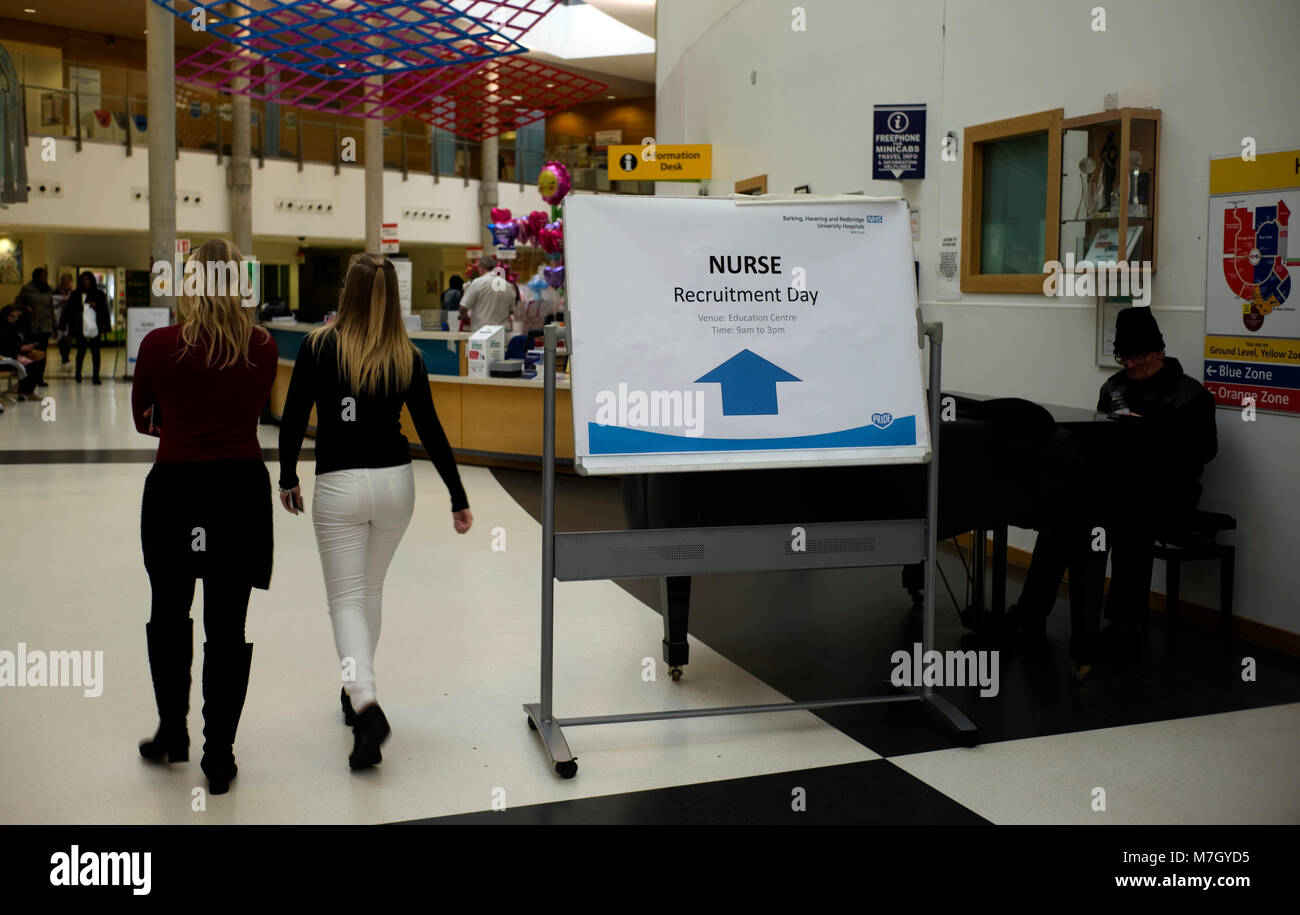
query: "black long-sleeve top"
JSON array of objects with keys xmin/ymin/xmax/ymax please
[{"xmin": 278, "ymin": 331, "xmax": 469, "ymax": 512}]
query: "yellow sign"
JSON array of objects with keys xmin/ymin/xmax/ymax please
[
  {"xmin": 1209, "ymin": 149, "xmax": 1300, "ymax": 195},
  {"xmin": 1205, "ymin": 336, "xmax": 1300, "ymax": 367},
  {"xmin": 608, "ymin": 144, "xmax": 711, "ymax": 181}
]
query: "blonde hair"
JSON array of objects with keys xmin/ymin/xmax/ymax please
[
  {"xmin": 308, "ymin": 252, "xmax": 414, "ymax": 397},
  {"xmin": 177, "ymin": 238, "xmax": 266, "ymax": 368}
]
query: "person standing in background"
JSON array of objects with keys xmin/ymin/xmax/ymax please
[
  {"xmin": 441, "ymin": 275, "xmax": 463, "ymax": 330},
  {"xmin": 132, "ymin": 239, "xmax": 278, "ymax": 796},
  {"xmin": 52, "ymin": 273, "xmax": 75, "ymax": 365},
  {"xmin": 60, "ymin": 272, "xmax": 111, "ymax": 384},
  {"xmin": 13, "ymin": 268, "xmax": 55, "ymax": 385},
  {"xmin": 278, "ymin": 252, "xmax": 472, "ymax": 772},
  {"xmin": 459, "ymin": 256, "xmax": 516, "ymax": 332}
]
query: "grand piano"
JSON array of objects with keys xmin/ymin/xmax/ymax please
[{"xmin": 621, "ymin": 392, "xmax": 1149, "ymax": 676}]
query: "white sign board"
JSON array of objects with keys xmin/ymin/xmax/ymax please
[
  {"xmin": 126, "ymin": 307, "xmax": 171, "ymax": 376},
  {"xmin": 564, "ymin": 194, "xmax": 930, "ymax": 474},
  {"xmin": 381, "ymin": 222, "xmax": 399, "ymax": 254},
  {"xmin": 391, "ymin": 257, "xmax": 412, "ymax": 316}
]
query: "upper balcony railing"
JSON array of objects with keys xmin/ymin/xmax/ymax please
[{"xmin": 9, "ymin": 52, "xmax": 655, "ymax": 194}]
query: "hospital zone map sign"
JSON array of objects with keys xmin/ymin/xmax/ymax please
[{"xmin": 1204, "ymin": 150, "xmax": 1300, "ymax": 415}]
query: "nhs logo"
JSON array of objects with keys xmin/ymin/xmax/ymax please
[{"xmin": 865, "ymin": 215, "xmax": 883, "ymax": 224}]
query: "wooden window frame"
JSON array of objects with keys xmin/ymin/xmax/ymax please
[{"xmin": 960, "ymin": 108, "xmax": 1063, "ymax": 293}]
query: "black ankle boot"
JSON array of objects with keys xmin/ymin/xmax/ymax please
[
  {"xmin": 341, "ymin": 688, "xmax": 357, "ymax": 727},
  {"xmin": 349, "ymin": 704, "xmax": 390, "ymax": 770},
  {"xmin": 201, "ymin": 641, "xmax": 253, "ymax": 795},
  {"xmin": 139, "ymin": 620, "xmax": 192, "ymax": 763}
]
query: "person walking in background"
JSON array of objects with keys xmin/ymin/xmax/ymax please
[
  {"xmin": 459, "ymin": 256, "xmax": 516, "ymax": 332},
  {"xmin": 132, "ymin": 239, "xmax": 278, "ymax": 796},
  {"xmin": 13, "ymin": 268, "xmax": 56, "ymax": 385},
  {"xmin": 60, "ymin": 271, "xmax": 111, "ymax": 384},
  {"xmin": 52, "ymin": 273, "xmax": 75, "ymax": 365},
  {"xmin": 278, "ymin": 252, "xmax": 471, "ymax": 771}
]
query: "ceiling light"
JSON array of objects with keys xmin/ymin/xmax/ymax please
[
  {"xmin": 545, "ymin": 83, "xmax": 555, "ymax": 88},
  {"xmin": 607, "ymin": 95, "xmax": 615, "ymax": 99},
  {"xmin": 511, "ymin": 95, "xmax": 522, "ymax": 101},
  {"xmin": 24, "ymin": 8, "xmax": 37, "ymax": 12}
]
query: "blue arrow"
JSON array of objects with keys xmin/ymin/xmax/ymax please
[{"xmin": 695, "ymin": 349, "xmax": 802, "ymax": 415}]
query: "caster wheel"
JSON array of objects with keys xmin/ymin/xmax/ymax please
[
  {"xmin": 526, "ymin": 716, "xmax": 537, "ymax": 731},
  {"xmin": 555, "ymin": 760, "xmax": 578, "ymax": 779},
  {"xmin": 668, "ymin": 666, "xmax": 683, "ymax": 681},
  {"xmin": 959, "ymin": 729, "xmax": 979, "ymax": 749}
]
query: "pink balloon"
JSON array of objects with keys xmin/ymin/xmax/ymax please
[{"xmin": 490, "ymin": 207, "xmax": 512, "ymax": 225}]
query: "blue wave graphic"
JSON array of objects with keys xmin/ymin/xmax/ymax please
[{"xmin": 588, "ymin": 416, "xmax": 917, "ymax": 454}]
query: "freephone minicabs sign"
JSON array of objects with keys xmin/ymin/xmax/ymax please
[
  {"xmin": 873, "ymin": 104, "xmax": 926, "ymax": 180},
  {"xmin": 563, "ymin": 195, "xmax": 930, "ymax": 474}
]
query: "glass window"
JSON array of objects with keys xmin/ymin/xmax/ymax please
[{"xmin": 979, "ymin": 132, "xmax": 1048, "ymax": 275}]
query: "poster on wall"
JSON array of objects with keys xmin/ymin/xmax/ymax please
[
  {"xmin": 873, "ymin": 104, "xmax": 926, "ymax": 180},
  {"xmin": 391, "ymin": 257, "xmax": 412, "ymax": 316},
  {"xmin": 564, "ymin": 194, "xmax": 930, "ymax": 474},
  {"xmin": 0, "ymin": 239, "xmax": 22, "ymax": 285},
  {"xmin": 1203, "ymin": 149, "xmax": 1299, "ymax": 415}
]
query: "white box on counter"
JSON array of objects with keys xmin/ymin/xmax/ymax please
[{"xmin": 466, "ymin": 324, "xmax": 505, "ymax": 376}]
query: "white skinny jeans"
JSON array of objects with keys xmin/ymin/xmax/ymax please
[{"xmin": 311, "ymin": 464, "xmax": 415, "ymax": 711}]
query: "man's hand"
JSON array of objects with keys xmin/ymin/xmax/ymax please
[{"xmin": 142, "ymin": 405, "xmax": 161, "ymax": 436}]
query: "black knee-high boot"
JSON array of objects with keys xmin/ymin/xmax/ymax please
[
  {"xmin": 200, "ymin": 641, "xmax": 253, "ymax": 795},
  {"xmin": 139, "ymin": 619, "xmax": 192, "ymax": 763}
]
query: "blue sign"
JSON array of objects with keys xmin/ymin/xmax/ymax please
[{"xmin": 873, "ymin": 104, "xmax": 926, "ymax": 180}]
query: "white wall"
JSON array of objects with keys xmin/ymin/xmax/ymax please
[{"xmin": 657, "ymin": 0, "xmax": 1300, "ymax": 633}]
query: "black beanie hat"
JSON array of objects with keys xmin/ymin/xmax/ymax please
[{"xmin": 1113, "ymin": 306, "xmax": 1164, "ymax": 357}]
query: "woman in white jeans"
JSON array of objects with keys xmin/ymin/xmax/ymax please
[{"xmin": 278, "ymin": 253, "xmax": 471, "ymax": 770}]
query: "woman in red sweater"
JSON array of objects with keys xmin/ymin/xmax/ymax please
[{"xmin": 132, "ymin": 238, "xmax": 277, "ymax": 796}]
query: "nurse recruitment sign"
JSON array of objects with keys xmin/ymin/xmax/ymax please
[{"xmin": 562, "ymin": 194, "xmax": 930, "ymax": 474}]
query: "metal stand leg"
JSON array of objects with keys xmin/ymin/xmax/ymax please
[
  {"xmin": 524, "ymin": 325, "xmax": 578, "ymax": 778},
  {"xmin": 661, "ymin": 575, "xmax": 691, "ymax": 679},
  {"xmin": 918, "ymin": 325, "xmax": 979, "ymax": 745}
]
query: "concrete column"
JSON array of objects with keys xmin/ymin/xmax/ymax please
[
  {"xmin": 228, "ymin": 5, "xmax": 252, "ymax": 256},
  {"xmin": 146, "ymin": 2, "xmax": 176, "ymax": 312},
  {"xmin": 229, "ymin": 81, "xmax": 252, "ymax": 255},
  {"xmin": 364, "ymin": 76, "xmax": 383, "ymax": 254},
  {"xmin": 479, "ymin": 134, "xmax": 499, "ymax": 251}
]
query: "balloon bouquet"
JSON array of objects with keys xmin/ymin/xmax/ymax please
[{"xmin": 482, "ymin": 160, "xmax": 570, "ymax": 302}]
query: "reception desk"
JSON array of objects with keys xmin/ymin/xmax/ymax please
[
  {"xmin": 265, "ymin": 322, "xmax": 468, "ymax": 376},
  {"xmin": 267, "ymin": 356, "xmax": 575, "ymax": 465}
]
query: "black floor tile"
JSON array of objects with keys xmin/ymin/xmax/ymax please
[{"xmin": 397, "ymin": 759, "xmax": 989, "ymax": 825}]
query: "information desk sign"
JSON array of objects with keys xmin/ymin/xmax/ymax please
[{"xmin": 563, "ymin": 194, "xmax": 930, "ymax": 474}]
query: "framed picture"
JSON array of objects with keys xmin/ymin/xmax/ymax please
[
  {"xmin": 0, "ymin": 239, "xmax": 22, "ymax": 285},
  {"xmin": 1096, "ymin": 295, "xmax": 1131, "ymax": 367},
  {"xmin": 794, "ymin": 185, "xmax": 811, "ymax": 194}
]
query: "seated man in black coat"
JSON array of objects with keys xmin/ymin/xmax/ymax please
[{"xmin": 1008, "ymin": 307, "xmax": 1219, "ymax": 656}]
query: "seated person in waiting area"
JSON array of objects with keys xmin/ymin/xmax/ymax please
[{"xmin": 1007, "ymin": 306, "xmax": 1219, "ymax": 654}]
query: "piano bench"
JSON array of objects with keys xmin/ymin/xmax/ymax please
[{"xmin": 1150, "ymin": 510, "xmax": 1236, "ymax": 641}]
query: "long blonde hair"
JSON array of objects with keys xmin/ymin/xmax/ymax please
[
  {"xmin": 177, "ymin": 238, "xmax": 266, "ymax": 368},
  {"xmin": 308, "ymin": 253, "xmax": 414, "ymax": 396}
]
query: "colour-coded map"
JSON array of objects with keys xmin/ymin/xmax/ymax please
[{"xmin": 1223, "ymin": 199, "xmax": 1292, "ymax": 331}]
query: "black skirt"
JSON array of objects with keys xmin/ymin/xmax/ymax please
[{"xmin": 141, "ymin": 460, "xmax": 274, "ymax": 590}]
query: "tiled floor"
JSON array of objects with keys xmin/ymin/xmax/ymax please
[{"xmin": 2, "ymin": 378, "xmax": 1298, "ymax": 824}]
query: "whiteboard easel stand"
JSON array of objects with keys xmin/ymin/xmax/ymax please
[{"xmin": 524, "ymin": 323, "xmax": 978, "ymax": 778}]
